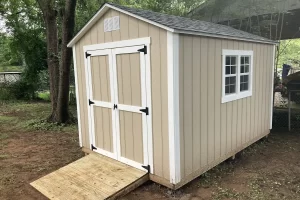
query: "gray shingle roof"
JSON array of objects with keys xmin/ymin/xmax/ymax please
[{"xmin": 108, "ymin": 3, "xmax": 275, "ymax": 43}]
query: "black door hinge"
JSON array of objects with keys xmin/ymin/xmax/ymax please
[
  {"xmin": 91, "ymin": 144, "xmax": 97, "ymax": 151},
  {"xmin": 85, "ymin": 52, "xmax": 91, "ymax": 58},
  {"xmin": 89, "ymin": 99, "xmax": 95, "ymax": 105},
  {"xmin": 137, "ymin": 45, "xmax": 147, "ymax": 54},
  {"xmin": 113, "ymin": 104, "xmax": 118, "ymax": 109},
  {"xmin": 142, "ymin": 165, "xmax": 150, "ymax": 173},
  {"xmin": 139, "ymin": 107, "xmax": 149, "ymax": 115}
]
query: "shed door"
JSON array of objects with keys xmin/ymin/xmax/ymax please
[
  {"xmin": 112, "ymin": 46, "xmax": 149, "ymax": 170},
  {"xmin": 86, "ymin": 45, "xmax": 151, "ymax": 172},
  {"xmin": 86, "ymin": 49, "xmax": 117, "ymax": 159}
]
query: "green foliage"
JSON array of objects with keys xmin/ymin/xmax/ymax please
[
  {"xmin": 0, "ymin": 33, "xmax": 22, "ymax": 67},
  {"xmin": 0, "ymin": 0, "xmax": 47, "ymax": 99},
  {"xmin": 0, "ymin": 65, "xmax": 23, "ymax": 72},
  {"xmin": 277, "ymin": 39, "xmax": 300, "ymax": 69},
  {"xmin": 38, "ymin": 91, "xmax": 50, "ymax": 101},
  {"xmin": 0, "ymin": 83, "xmax": 15, "ymax": 100},
  {"xmin": 75, "ymin": 0, "xmax": 203, "ymax": 33}
]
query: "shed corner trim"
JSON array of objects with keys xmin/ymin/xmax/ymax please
[{"xmin": 167, "ymin": 31, "xmax": 181, "ymax": 184}]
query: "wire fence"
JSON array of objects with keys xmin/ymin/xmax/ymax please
[
  {"xmin": 288, "ymin": 90, "xmax": 300, "ymax": 131},
  {"xmin": 273, "ymin": 91, "xmax": 289, "ymax": 130},
  {"xmin": 273, "ymin": 90, "xmax": 300, "ymax": 131}
]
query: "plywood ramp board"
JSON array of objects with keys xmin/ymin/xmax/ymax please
[{"xmin": 30, "ymin": 154, "xmax": 148, "ymax": 200}]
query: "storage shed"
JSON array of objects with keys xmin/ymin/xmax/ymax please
[{"xmin": 67, "ymin": 3, "xmax": 277, "ymax": 189}]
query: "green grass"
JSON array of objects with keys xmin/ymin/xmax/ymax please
[
  {"xmin": 0, "ymin": 65, "xmax": 23, "ymax": 72},
  {"xmin": 0, "ymin": 101, "xmax": 78, "ymax": 132},
  {"xmin": 37, "ymin": 91, "xmax": 50, "ymax": 101}
]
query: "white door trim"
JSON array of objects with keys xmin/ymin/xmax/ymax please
[
  {"xmin": 84, "ymin": 38, "xmax": 153, "ymax": 174},
  {"xmin": 83, "ymin": 37, "xmax": 150, "ymax": 52},
  {"xmin": 112, "ymin": 45, "xmax": 150, "ymax": 171},
  {"xmin": 167, "ymin": 31, "xmax": 181, "ymax": 184},
  {"xmin": 85, "ymin": 49, "xmax": 118, "ymax": 160}
]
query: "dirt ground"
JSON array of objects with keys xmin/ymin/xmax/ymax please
[{"xmin": 1, "ymin": 102, "xmax": 300, "ymax": 200}]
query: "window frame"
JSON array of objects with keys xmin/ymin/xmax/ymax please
[{"xmin": 222, "ymin": 49, "xmax": 253, "ymax": 103}]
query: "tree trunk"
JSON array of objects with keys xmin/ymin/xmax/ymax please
[
  {"xmin": 37, "ymin": 0, "xmax": 59, "ymax": 118},
  {"xmin": 56, "ymin": 0, "xmax": 77, "ymax": 123},
  {"xmin": 37, "ymin": 0, "xmax": 77, "ymax": 123}
]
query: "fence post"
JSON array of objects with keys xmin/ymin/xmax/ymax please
[{"xmin": 288, "ymin": 90, "xmax": 291, "ymax": 131}]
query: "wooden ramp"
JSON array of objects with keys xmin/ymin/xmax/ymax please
[{"xmin": 30, "ymin": 154, "xmax": 148, "ymax": 200}]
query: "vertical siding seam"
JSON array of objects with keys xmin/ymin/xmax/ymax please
[
  {"xmin": 199, "ymin": 37, "xmax": 202, "ymax": 169},
  {"xmin": 128, "ymin": 54, "xmax": 135, "ymax": 161},
  {"xmin": 191, "ymin": 37, "xmax": 194, "ymax": 173},
  {"xmin": 182, "ymin": 37, "xmax": 186, "ymax": 177},
  {"xmin": 206, "ymin": 39, "xmax": 209, "ymax": 165},
  {"xmin": 159, "ymin": 29, "xmax": 164, "ymax": 178}
]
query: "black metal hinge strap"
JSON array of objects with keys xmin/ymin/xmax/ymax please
[
  {"xmin": 139, "ymin": 107, "xmax": 149, "ymax": 115},
  {"xmin": 137, "ymin": 45, "xmax": 147, "ymax": 54},
  {"xmin": 113, "ymin": 104, "xmax": 118, "ymax": 109},
  {"xmin": 89, "ymin": 99, "xmax": 95, "ymax": 105},
  {"xmin": 142, "ymin": 165, "xmax": 150, "ymax": 173},
  {"xmin": 91, "ymin": 144, "xmax": 97, "ymax": 151},
  {"xmin": 85, "ymin": 52, "xmax": 91, "ymax": 58}
]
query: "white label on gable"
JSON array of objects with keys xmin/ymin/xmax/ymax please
[
  {"xmin": 104, "ymin": 18, "xmax": 110, "ymax": 32},
  {"xmin": 112, "ymin": 16, "xmax": 120, "ymax": 30},
  {"xmin": 104, "ymin": 16, "xmax": 120, "ymax": 32}
]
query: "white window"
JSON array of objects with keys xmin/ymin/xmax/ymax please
[{"xmin": 222, "ymin": 50, "xmax": 253, "ymax": 103}]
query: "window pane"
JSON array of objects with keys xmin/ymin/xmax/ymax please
[
  {"xmin": 225, "ymin": 85, "xmax": 230, "ymax": 94},
  {"xmin": 241, "ymin": 75, "xmax": 249, "ymax": 82},
  {"xmin": 226, "ymin": 56, "xmax": 230, "ymax": 65},
  {"xmin": 240, "ymin": 75, "xmax": 249, "ymax": 92},
  {"xmin": 225, "ymin": 76, "xmax": 236, "ymax": 95},
  {"xmin": 241, "ymin": 65, "xmax": 245, "ymax": 73},
  {"xmin": 245, "ymin": 65, "xmax": 249, "ymax": 73},
  {"xmin": 241, "ymin": 56, "xmax": 245, "ymax": 65},
  {"xmin": 230, "ymin": 85, "xmax": 236, "ymax": 93},
  {"xmin": 226, "ymin": 66, "xmax": 231, "ymax": 74},
  {"xmin": 231, "ymin": 66, "xmax": 236, "ymax": 74},
  {"xmin": 230, "ymin": 77, "xmax": 236, "ymax": 84},
  {"xmin": 245, "ymin": 56, "xmax": 250, "ymax": 64},
  {"xmin": 225, "ymin": 77, "xmax": 230, "ymax": 84},
  {"xmin": 231, "ymin": 56, "xmax": 236, "ymax": 65}
]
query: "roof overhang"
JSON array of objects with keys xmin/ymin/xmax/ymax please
[
  {"xmin": 68, "ymin": 3, "xmax": 277, "ymax": 48},
  {"xmin": 174, "ymin": 29, "xmax": 278, "ymax": 45},
  {"xmin": 67, "ymin": 3, "xmax": 174, "ymax": 47}
]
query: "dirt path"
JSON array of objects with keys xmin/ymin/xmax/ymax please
[{"xmin": 1, "ymin": 102, "xmax": 300, "ymax": 200}]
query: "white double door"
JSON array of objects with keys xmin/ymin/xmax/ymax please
[{"xmin": 86, "ymin": 45, "xmax": 150, "ymax": 172}]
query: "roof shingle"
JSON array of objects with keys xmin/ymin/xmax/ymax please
[{"xmin": 108, "ymin": 3, "xmax": 275, "ymax": 43}]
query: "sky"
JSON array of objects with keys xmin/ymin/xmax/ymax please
[{"xmin": 0, "ymin": 16, "xmax": 6, "ymax": 33}]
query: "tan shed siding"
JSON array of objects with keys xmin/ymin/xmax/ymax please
[
  {"xmin": 74, "ymin": 9, "xmax": 170, "ymax": 180},
  {"xmin": 179, "ymin": 34, "xmax": 274, "ymax": 179}
]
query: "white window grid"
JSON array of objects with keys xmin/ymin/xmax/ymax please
[
  {"xmin": 224, "ymin": 55, "xmax": 237, "ymax": 95},
  {"xmin": 222, "ymin": 50, "xmax": 253, "ymax": 103}
]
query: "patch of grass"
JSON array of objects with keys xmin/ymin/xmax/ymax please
[
  {"xmin": 37, "ymin": 91, "xmax": 50, "ymax": 101},
  {"xmin": 0, "ymin": 66, "xmax": 23, "ymax": 72},
  {"xmin": 213, "ymin": 187, "xmax": 241, "ymax": 200},
  {"xmin": 26, "ymin": 119, "xmax": 77, "ymax": 132},
  {"xmin": 0, "ymin": 115, "xmax": 16, "ymax": 123},
  {"xmin": 0, "ymin": 101, "xmax": 77, "ymax": 132}
]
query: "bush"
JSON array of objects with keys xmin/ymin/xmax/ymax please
[
  {"xmin": 0, "ymin": 79, "xmax": 37, "ymax": 100},
  {"xmin": 9, "ymin": 79, "xmax": 37, "ymax": 100},
  {"xmin": 0, "ymin": 83, "xmax": 15, "ymax": 100}
]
